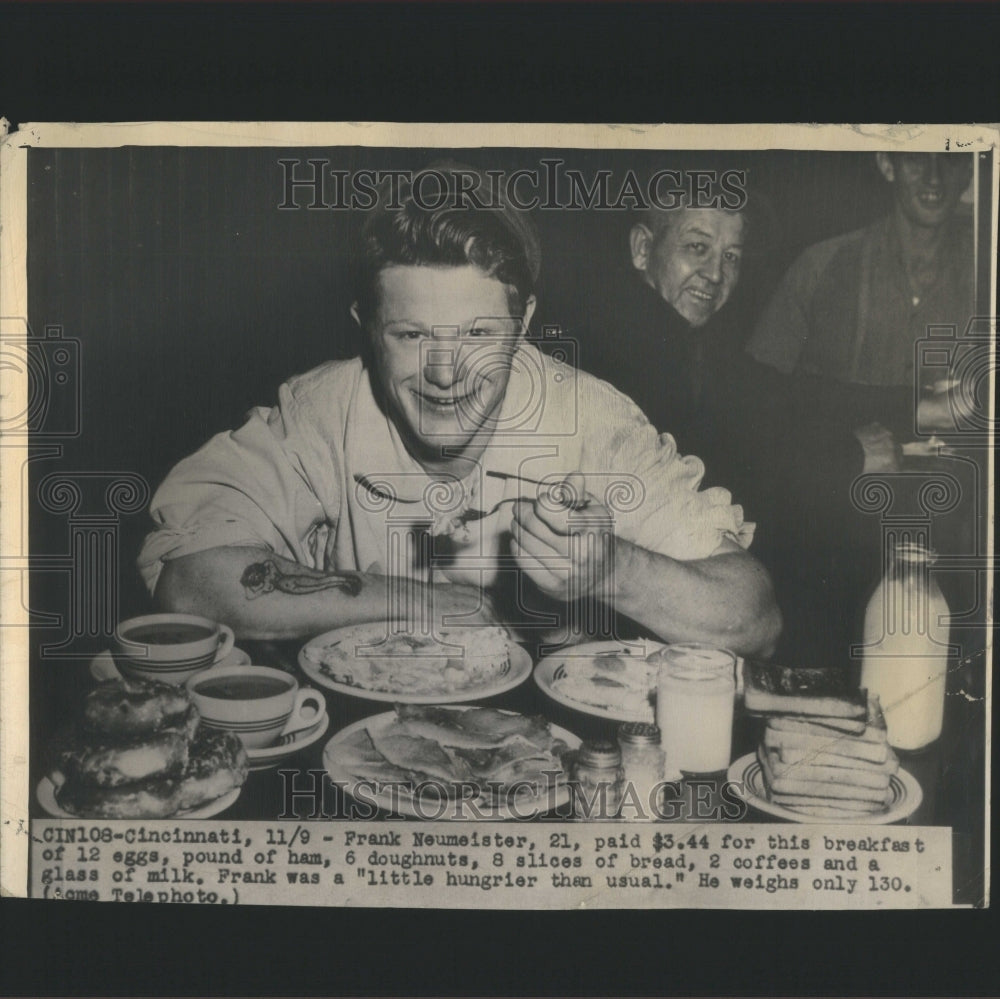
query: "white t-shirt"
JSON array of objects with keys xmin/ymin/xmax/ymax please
[{"xmin": 139, "ymin": 343, "xmax": 753, "ymax": 594}]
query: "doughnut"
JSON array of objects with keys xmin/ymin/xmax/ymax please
[
  {"xmin": 53, "ymin": 728, "xmax": 247, "ymax": 818},
  {"xmin": 174, "ymin": 729, "xmax": 248, "ymax": 812},
  {"xmin": 47, "ymin": 677, "xmax": 248, "ymax": 818},
  {"xmin": 82, "ymin": 677, "xmax": 194, "ymax": 737},
  {"xmin": 56, "ymin": 728, "xmax": 190, "ymax": 788},
  {"xmin": 54, "ymin": 771, "xmax": 183, "ymax": 819}
]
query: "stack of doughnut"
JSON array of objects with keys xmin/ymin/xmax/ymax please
[{"xmin": 49, "ymin": 677, "xmax": 248, "ymax": 818}]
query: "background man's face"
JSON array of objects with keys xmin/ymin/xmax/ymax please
[
  {"xmin": 635, "ymin": 208, "xmax": 745, "ymax": 328},
  {"xmin": 887, "ymin": 153, "xmax": 972, "ymax": 229},
  {"xmin": 366, "ymin": 265, "xmax": 530, "ymax": 461}
]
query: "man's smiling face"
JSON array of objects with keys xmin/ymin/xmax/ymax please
[
  {"xmin": 365, "ymin": 264, "xmax": 533, "ymax": 464},
  {"xmin": 885, "ymin": 153, "xmax": 972, "ymax": 230},
  {"xmin": 634, "ymin": 208, "xmax": 745, "ymax": 328}
]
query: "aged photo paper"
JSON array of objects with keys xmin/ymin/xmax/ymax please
[{"xmin": 1, "ymin": 121, "xmax": 994, "ymax": 909}]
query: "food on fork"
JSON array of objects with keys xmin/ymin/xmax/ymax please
[{"xmin": 430, "ymin": 509, "xmax": 473, "ymax": 543}]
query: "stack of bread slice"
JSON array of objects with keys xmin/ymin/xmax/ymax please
[{"xmin": 744, "ymin": 661, "xmax": 898, "ymax": 818}]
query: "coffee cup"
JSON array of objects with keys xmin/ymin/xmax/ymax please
[
  {"xmin": 187, "ymin": 665, "xmax": 326, "ymax": 749},
  {"xmin": 113, "ymin": 613, "xmax": 236, "ymax": 686}
]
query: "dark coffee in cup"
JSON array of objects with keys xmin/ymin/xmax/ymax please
[
  {"xmin": 187, "ymin": 665, "xmax": 326, "ymax": 749},
  {"xmin": 122, "ymin": 622, "xmax": 217, "ymax": 645},
  {"xmin": 194, "ymin": 675, "xmax": 292, "ymax": 700},
  {"xmin": 113, "ymin": 613, "xmax": 235, "ymax": 685}
]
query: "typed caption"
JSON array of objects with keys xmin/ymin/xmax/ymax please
[{"xmin": 31, "ymin": 821, "xmax": 951, "ymax": 909}]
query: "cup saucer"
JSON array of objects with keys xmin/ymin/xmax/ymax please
[
  {"xmin": 245, "ymin": 712, "xmax": 330, "ymax": 770},
  {"xmin": 89, "ymin": 647, "xmax": 251, "ymax": 683}
]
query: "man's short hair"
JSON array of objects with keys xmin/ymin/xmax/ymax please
[
  {"xmin": 641, "ymin": 204, "xmax": 748, "ymax": 242},
  {"xmin": 354, "ymin": 164, "xmax": 541, "ymax": 321}
]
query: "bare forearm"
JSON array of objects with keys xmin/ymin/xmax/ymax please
[
  {"xmin": 154, "ymin": 547, "xmax": 392, "ymax": 640},
  {"xmin": 612, "ymin": 542, "xmax": 781, "ymax": 657},
  {"xmin": 155, "ymin": 547, "xmax": 493, "ymax": 641}
]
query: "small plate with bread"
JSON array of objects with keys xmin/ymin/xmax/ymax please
[{"xmin": 732, "ymin": 661, "xmax": 922, "ymax": 823}]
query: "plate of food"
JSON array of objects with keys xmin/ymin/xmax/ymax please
[
  {"xmin": 42, "ymin": 676, "xmax": 249, "ymax": 819},
  {"xmin": 727, "ymin": 753, "xmax": 921, "ymax": 825},
  {"xmin": 533, "ymin": 640, "xmax": 666, "ymax": 722},
  {"xmin": 323, "ymin": 704, "xmax": 580, "ymax": 819},
  {"xmin": 37, "ymin": 778, "xmax": 241, "ymax": 819},
  {"xmin": 299, "ymin": 623, "xmax": 531, "ymax": 703},
  {"xmin": 731, "ymin": 661, "xmax": 923, "ymax": 824}
]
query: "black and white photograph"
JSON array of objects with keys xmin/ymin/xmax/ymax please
[{"xmin": 1, "ymin": 122, "xmax": 994, "ymax": 912}]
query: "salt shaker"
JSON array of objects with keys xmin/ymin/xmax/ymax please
[
  {"xmin": 618, "ymin": 722, "xmax": 665, "ymax": 820},
  {"xmin": 571, "ymin": 741, "xmax": 624, "ymax": 820}
]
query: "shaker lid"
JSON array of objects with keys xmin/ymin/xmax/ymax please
[
  {"xmin": 618, "ymin": 722, "xmax": 661, "ymax": 744},
  {"xmin": 577, "ymin": 740, "xmax": 622, "ymax": 768}
]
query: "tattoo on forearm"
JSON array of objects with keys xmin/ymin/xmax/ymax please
[{"xmin": 240, "ymin": 560, "xmax": 363, "ymax": 599}]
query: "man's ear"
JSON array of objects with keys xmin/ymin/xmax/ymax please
[
  {"xmin": 630, "ymin": 224, "xmax": 653, "ymax": 273},
  {"xmin": 875, "ymin": 152, "xmax": 895, "ymax": 184}
]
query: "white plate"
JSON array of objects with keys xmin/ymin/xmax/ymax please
[
  {"xmin": 726, "ymin": 753, "xmax": 923, "ymax": 825},
  {"xmin": 533, "ymin": 639, "xmax": 666, "ymax": 722},
  {"xmin": 246, "ymin": 712, "xmax": 330, "ymax": 770},
  {"xmin": 299, "ymin": 628, "xmax": 532, "ymax": 704},
  {"xmin": 36, "ymin": 778, "xmax": 242, "ymax": 819},
  {"xmin": 323, "ymin": 709, "xmax": 580, "ymax": 820},
  {"xmin": 90, "ymin": 647, "xmax": 251, "ymax": 683}
]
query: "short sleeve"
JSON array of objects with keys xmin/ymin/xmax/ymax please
[
  {"xmin": 746, "ymin": 235, "xmax": 851, "ymax": 375},
  {"xmin": 578, "ymin": 379, "xmax": 754, "ymax": 561},
  {"xmin": 137, "ymin": 384, "xmax": 340, "ymax": 594}
]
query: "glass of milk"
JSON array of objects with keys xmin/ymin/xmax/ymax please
[{"xmin": 652, "ymin": 644, "xmax": 736, "ymax": 775}]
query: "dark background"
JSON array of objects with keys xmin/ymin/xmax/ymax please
[
  {"xmin": 4, "ymin": 2, "xmax": 999, "ymax": 997},
  {"xmin": 26, "ymin": 143, "xmax": 895, "ymax": 620}
]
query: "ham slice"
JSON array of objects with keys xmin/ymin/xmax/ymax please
[
  {"xmin": 394, "ymin": 704, "xmax": 553, "ymax": 750},
  {"xmin": 366, "ymin": 728, "xmax": 467, "ymax": 783}
]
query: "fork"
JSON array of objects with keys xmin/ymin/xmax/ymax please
[
  {"xmin": 353, "ymin": 473, "xmax": 422, "ymax": 502},
  {"xmin": 486, "ymin": 470, "xmax": 590, "ymax": 511},
  {"xmin": 355, "ymin": 471, "xmax": 588, "ymax": 518}
]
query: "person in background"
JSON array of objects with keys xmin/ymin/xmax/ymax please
[
  {"xmin": 747, "ymin": 151, "xmax": 974, "ymax": 471},
  {"xmin": 740, "ymin": 151, "xmax": 975, "ymax": 661},
  {"xmin": 139, "ymin": 166, "xmax": 779, "ymax": 656},
  {"xmin": 571, "ymin": 201, "xmax": 748, "ymax": 487}
]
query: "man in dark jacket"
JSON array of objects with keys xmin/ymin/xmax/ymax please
[{"xmin": 573, "ymin": 205, "xmax": 748, "ymax": 489}]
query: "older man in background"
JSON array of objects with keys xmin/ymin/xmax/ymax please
[{"xmin": 572, "ymin": 201, "xmax": 748, "ymax": 487}]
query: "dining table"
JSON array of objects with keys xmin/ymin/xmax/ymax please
[
  {"xmin": 112, "ymin": 628, "xmax": 979, "ymax": 906},
  {"xmin": 29, "ymin": 449, "xmax": 986, "ymax": 906}
]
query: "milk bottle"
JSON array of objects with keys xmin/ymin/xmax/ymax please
[{"xmin": 861, "ymin": 542, "xmax": 950, "ymax": 750}]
